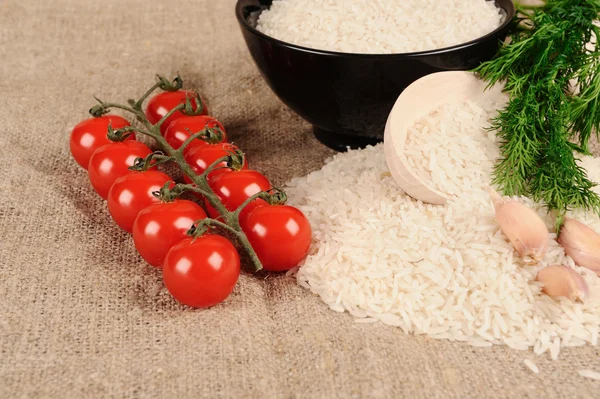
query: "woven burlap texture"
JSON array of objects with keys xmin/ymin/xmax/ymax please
[{"xmin": 1, "ymin": 0, "xmax": 599, "ymax": 397}]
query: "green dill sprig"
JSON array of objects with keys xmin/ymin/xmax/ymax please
[{"xmin": 475, "ymin": 0, "xmax": 600, "ymax": 226}]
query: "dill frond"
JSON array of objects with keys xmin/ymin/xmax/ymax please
[{"xmin": 475, "ymin": 0, "xmax": 600, "ymax": 222}]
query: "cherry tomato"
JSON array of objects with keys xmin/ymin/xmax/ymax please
[
  {"xmin": 70, "ymin": 115, "xmax": 133, "ymax": 169},
  {"xmin": 163, "ymin": 235, "xmax": 240, "ymax": 308},
  {"xmin": 107, "ymin": 171, "xmax": 173, "ymax": 233},
  {"xmin": 205, "ymin": 170, "xmax": 270, "ymax": 220},
  {"xmin": 164, "ymin": 115, "xmax": 227, "ymax": 154},
  {"xmin": 242, "ymin": 205, "xmax": 312, "ymax": 272},
  {"xmin": 88, "ymin": 141, "xmax": 153, "ymax": 200},
  {"xmin": 132, "ymin": 200, "xmax": 207, "ymax": 267},
  {"xmin": 145, "ymin": 90, "xmax": 208, "ymax": 135},
  {"xmin": 183, "ymin": 143, "xmax": 248, "ymax": 183}
]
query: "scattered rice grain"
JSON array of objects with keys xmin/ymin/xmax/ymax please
[
  {"xmin": 524, "ymin": 359, "xmax": 540, "ymax": 374},
  {"xmin": 578, "ymin": 369, "xmax": 600, "ymax": 381}
]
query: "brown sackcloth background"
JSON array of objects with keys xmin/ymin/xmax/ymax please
[{"xmin": 1, "ymin": 1, "xmax": 599, "ymax": 397}]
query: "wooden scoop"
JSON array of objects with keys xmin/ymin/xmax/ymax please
[{"xmin": 384, "ymin": 71, "xmax": 492, "ymax": 205}]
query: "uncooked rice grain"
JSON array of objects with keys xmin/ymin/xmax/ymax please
[
  {"xmin": 285, "ymin": 88, "xmax": 600, "ymax": 360},
  {"xmin": 578, "ymin": 369, "xmax": 600, "ymax": 381},
  {"xmin": 524, "ymin": 359, "xmax": 539, "ymax": 374},
  {"xmin": 256, "ymin": 0, "xmax": 504, "ymax": 54}
]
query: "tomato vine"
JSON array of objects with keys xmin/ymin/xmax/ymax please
[{"xmin": 89, "ymin": 75, "xmax": 280, "ymax": 272}]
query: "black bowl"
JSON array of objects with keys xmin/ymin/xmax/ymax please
[{"xmin": 236, "ymin": 0, "xmax": 515, "ymax": 151}]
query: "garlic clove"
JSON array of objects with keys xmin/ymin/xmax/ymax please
[
  {"xmin": 488, "ymin": 189, "xmax": 549, "ymax": 264},
  {"xmin": 536, "ymin": 265, "xmax": 589, "ymax": 302},
  {"xmin": 558, "ymin": 218, "xmax": 600, "ymax": 276}
]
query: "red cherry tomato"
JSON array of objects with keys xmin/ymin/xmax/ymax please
[
  {"xmin": 242, "ymin": 205, "xmax": 312, "ymax": 272},
  {"xmin": 145, "ymin": 90, "xmax": 208, "ymax": 135},
  {"xmin": 132, "ymin": 200, "xmax": 207, "ymax": 267},
  {"xmin": 205, "ymin": 170, "xmax": 270, "ymax": 220},
  {"xmin": 70, "ymin": 115, "xmax": 133, "ymax": 169},
  {"xmin": 88, "ymin": 141, "xmax": 153, "ymax": 200},
  {"xmin": 164, "ymin": 115, "xmax": 226, "ymax": 154},
  {"xmin": 163, "ymin": 235, "xmax": 240, "ymax": 308},
  {"xmin": 183, "ymin": 143, "xmax": 248, "ymax": 183},
  {"xmin": 107, "ymin": 171, "xmax": 173, "ymax": 233}
]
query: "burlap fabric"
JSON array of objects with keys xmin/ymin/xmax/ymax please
[{"xmin": 1, "ymin": 1, "xmax": 599, "ymax": 397}]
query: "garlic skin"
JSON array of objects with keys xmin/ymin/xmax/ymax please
[
  {"xmin": 489, "ymin": 189, "xmax": 549, "ymax": 264},
  {"xmin": 536, "ymin": 265, "xmax": 589, "ymax": 302},
  {"xmin": 558, "ymin": 218, "xmax": 600, "ymax": 276}
]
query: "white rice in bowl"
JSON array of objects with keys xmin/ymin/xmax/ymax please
[
  {"xmin": 284, "ymin": 90, "xmax": 600, "ymax": 359},
  {"xmin": 256, "ymin": 0, "xmax": 505, "ymax": 54},
  {"xmin": 404, "ymin": 84, "xmax": 508, "ymax": 197}
]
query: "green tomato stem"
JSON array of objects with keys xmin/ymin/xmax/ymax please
[
  {"xmin": 197, "ymin": 218, "xmax": 244, "ymax": 239},
  {"xmin": 232, "ymin": 191, "xmax": 269, "ymax": 219},
  {"xmin": 96, "ymin": 102, "xmax": 140, "ymax": 117},
  {"xmin": 199, "ymin": 155, "xmax": 230, "ymax": 181},
  {"xmin": 155, "ymin": 103, "xmax": 185, "ymax": 130},
  {"xmin": 135, "ymin": 81, "xmax": 162, "ymax": 110},
  {"xmin": 177, "ymin": 128, "xmax": 210, "ymax": 155}
]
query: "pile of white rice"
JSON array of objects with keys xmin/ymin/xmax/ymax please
[
  {"xmin": 285, "ymin": 94, "xmax": 600, "ymax": 359},
  {"xmin": 256, "ymin": 0, "xmax": 505, "ymax": 54}
]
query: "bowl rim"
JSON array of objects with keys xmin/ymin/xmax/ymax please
[{"xmin": 235, "ymin": 0, "xmax": 516, "ymax": 58}]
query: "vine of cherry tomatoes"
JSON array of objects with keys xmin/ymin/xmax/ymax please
[{"xmin": 69, "ymin": 78, "xmax": 312, "ymax": 309}]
